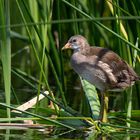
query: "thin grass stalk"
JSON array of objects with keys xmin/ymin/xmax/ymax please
[
  {"xmin": 0, "ymin": 0, "xmax": 11, "ymax": 119},
  {"xmin": 0, "ymin": 103, "xmax": 76, "ymax": 130},
  {"xmin": 1, "ymin": 16, "xmax": 140, "ymax": 30},
  {"xmin": 114, "ymin": 0, "xmax": 122, "ymax": 56},
  {"xmin": 123, "ymin": 1, "xmax": 132, "ymax": 66},
  {"xmin": 57, "ymin": 0, "xmax": 65, "ymax": 92},
  {"xmin": 20, "ymin": 0, "xmax": 67, "ymax": 106},
  {"xmin": 35, "ymin": 54, "xmax": 44, "ymax": 114},
  {"xmin": 126, "ymin": 87, "xmax": 132, "ymax": 128},
  {"xmin": 126, "ymin": 38, "xmax": 139, "ymax": 128},
  {"xmin": 11, "ymin": 85, "xmax": 20, "ymax": 105},
  {"xmin": 71, "ymin": 0, "xmax": 79, "ymax": 34}
]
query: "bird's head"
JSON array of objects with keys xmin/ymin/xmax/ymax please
[{"xmin": 62, "ymin": 35, "xmax": 89, "ymax": 51}]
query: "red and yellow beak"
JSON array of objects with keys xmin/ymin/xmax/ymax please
[{"xmin": 62, "ymin": 42, "xmax": 72, "ymax": 50}]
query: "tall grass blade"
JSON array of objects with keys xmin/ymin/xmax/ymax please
[
  {"xmin": 0, "ymin": 0, "xmax": 11, "ymax": 118},
  {"xmin": 126, "ymin": 38, "xmax": 139, "ymax": 128}
]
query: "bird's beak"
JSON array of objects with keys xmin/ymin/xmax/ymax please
[{"xmin": 62, "ymin": 43, "xmax": 72, "ymax": 50}]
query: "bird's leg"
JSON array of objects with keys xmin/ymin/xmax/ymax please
[
  {"xmin": 103, "ymin": 93, "xmax": 108, "ymax": 122},
  {"xmin": 99, "ymin": 93, "xmax": 104, "ymax": 121},
  {"xmin": 99, "ymin": 92, "xmax": 108, "ymax": 122}
]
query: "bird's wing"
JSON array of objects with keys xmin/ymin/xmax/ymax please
[
  {"xmin": 88, "ymin": 47, "xmax": 125, "ymax": 74},
  {"xmin": 88, "ymin": 47, "xmax": 139, "ymax": 87}
]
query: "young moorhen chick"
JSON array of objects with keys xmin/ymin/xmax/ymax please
[{"xmin": 62, "ymin": 35, "xmax": 139, "ymax": 122}]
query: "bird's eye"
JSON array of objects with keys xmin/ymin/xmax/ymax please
[{"xmin": 73, "ymin": 39, "xmax": 77, "ymax": 42}]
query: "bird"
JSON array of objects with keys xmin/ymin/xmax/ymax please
[{"xmin": 62, "ymin": 35, "xmax": 139, "ymax": 122}]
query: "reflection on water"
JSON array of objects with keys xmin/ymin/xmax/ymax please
[
  {"xmin": 0, "ymin": 128, "xmax": 48, "ymax": 140},
  {"xmin": 0, "ymin": 127, "xmax": 140, "ymax": 140}
]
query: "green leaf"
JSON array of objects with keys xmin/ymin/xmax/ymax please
[
  {"xmin": 0, "ymin": 0, "xmax": 11, "ymax": 119},
  {"xmin": 81, "ymin": 78, "xmax": 100, "ymax": 120}
]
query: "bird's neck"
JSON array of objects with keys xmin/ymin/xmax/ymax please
[{"xmin": 77, "ymin": 45, "xmax": 91, "ymax": 55}]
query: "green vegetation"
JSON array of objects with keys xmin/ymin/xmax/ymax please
[{"xmin": 0, "ymin": 0, "xmax": 140, "ymax": 138}]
